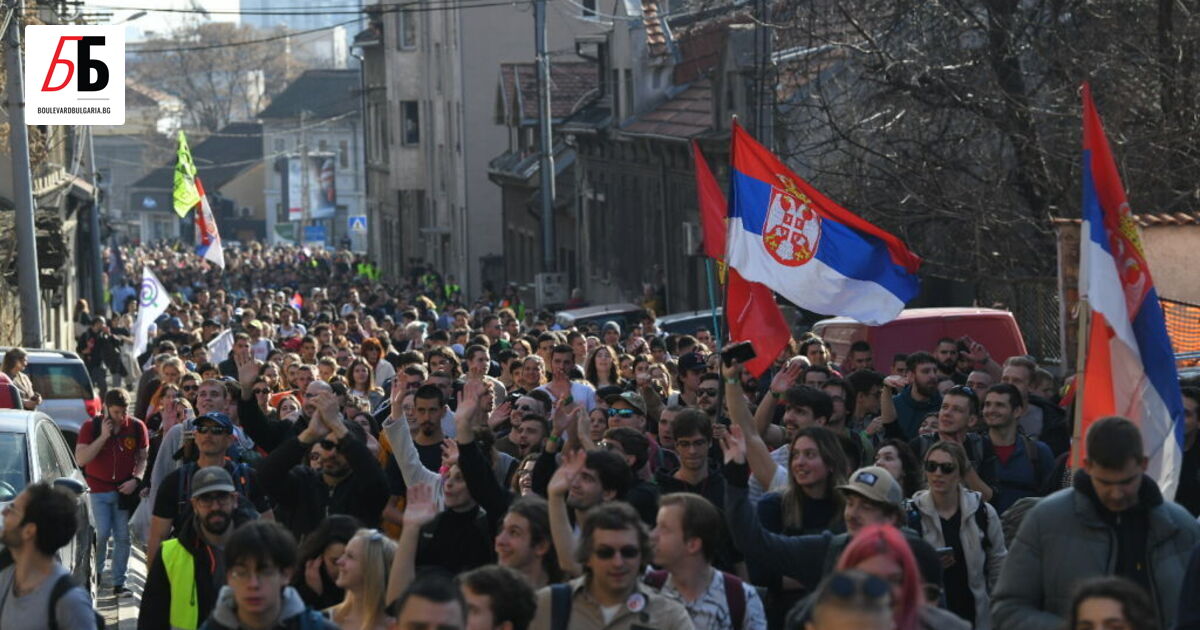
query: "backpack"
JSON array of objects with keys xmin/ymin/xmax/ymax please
[
  {"xmin": 1000, "ymin": 496, "xmax": 1043, "ymax": 545},
  {"xmin": 47, "ymin": 574, "xmax": 105, "ymax": 630},
  {"xmin": 173, "ymin": 460, "xmax": 260, "ymax": 531},
  {"xmin": 644, "ymin": 569, "xmax": 747, "ymax": 630},
  {"xmin": 905, "ymin": 499, "xmax": 991, "ymax": 552}
]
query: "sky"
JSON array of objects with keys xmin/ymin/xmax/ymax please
[{"xmin": 83, "ymin": 0, "xmax": 242, "ymax": 41}]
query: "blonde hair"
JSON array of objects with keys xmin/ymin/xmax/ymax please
[{"xmin": 332, "ymin": 529, "xmax": 397, "ymax": 630}]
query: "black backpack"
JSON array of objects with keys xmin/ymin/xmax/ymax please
[
  {"xmin": 173, "ymin": 460, "xmax": 260, "ymax": 532},
  {"xmin": 47, "ymin": 574, "xmax": 105, "ymax": 630},
  {"xmin": 905, "ymin": 500, "xmax": 992, "ymax": 552}
]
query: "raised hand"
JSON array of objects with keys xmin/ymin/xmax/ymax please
[
  {"xmin": 236, "ymin": 351, "xmax": 262, "ymax": 392},
  {"xmin": 550, "ymin": 397, "xmax": 577, "ymax": 437},
  {"xmin": 403, "ymin": 483, "xmax": 439, "ymax": 527},
  {"xmin": 304, "ymin": 558, "xmax": 324, "ymax": 596},
  {"xmin": 719, "ymin": 423, "xmax": 748, "ymax": 465},
  {"xmin": 390, "ymin": 378, "xmax": 406, "ymax": 420},
  {"xmin": 456, "ymin": 379, "xmax": 486, "ymax": 424},
  {"xmin": 440, "ymin": 438, "xmax": 459, "ymax": 468},
  {"xmin": 967, "ymin": 338, "xmax": 990, "ymax": 364},
  {"xmin": 547, "ymin": 448, "xmax": 586, "ymax": 497},
  {"xmin": 770, "ymin": 360, "xmax": 804, "ymax": 395},
  {"xmin": 487, "ymin": 400, "xmax": 512, "ymax": 429}
]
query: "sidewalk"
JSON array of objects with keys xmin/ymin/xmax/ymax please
[{"xmin": 95, "ymin": 544, "xmax": 147, "ymax": 629}]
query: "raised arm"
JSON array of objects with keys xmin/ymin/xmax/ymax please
[
  {"xmin": 547, "ymin": 448, "xmax": 586, "ymax": 577},
  {"xmin": 382, "ymin": 382, "xmax": 443, "ymax": 504},
  {"xmin": 386, "ymin": 483, "xmax": 438, "ymax": 605},
  {"xmin": 724, "ymin": 361, "xmax": 782, "ymax": 493},
  {"xmin": 755, "ymin": 361, "xmax": 803, "ymax": 438}
]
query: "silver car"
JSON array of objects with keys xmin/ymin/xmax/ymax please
[
  {"xmin": 0, "ymin": 410, "xmax": 97, "ymax": 600},
  {"xmin": 0, "ymin": 349, "xmax": 99, "ymax": 447}
]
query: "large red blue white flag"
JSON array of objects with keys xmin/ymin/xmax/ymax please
[
  {"xmin": 726, "ymin": 121, "xmax": 921, "ymax": 325},
  {"xmin": 194, "ymin": 176, "xmax": 225, "ymax": 269},
  {"xmin": 1079, "ymin": 83, "xmax": 1184, "ymax": 497}
]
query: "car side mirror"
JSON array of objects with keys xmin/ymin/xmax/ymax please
[{"xmin": 52, "ymin": 477, "xmax": 86, "ymax": 496}]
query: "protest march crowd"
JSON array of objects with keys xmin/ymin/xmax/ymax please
[{"xmin": 0, "ymin": 238, "xmax": 1194, "ymax": 630}]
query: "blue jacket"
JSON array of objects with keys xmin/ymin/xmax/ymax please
[
  {"xmin": 989, "ymin": 435, "xmax": 1054, "ymax": 514},
  {"xmin": 889, "ymin": 386, "xmax": 940, "ymax": 440}
]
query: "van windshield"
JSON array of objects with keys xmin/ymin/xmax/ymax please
[{"xmin": 24, "ymin": 363, "xmax": 92, "ymax": 399}]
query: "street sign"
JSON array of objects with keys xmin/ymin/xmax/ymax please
[
  {"xmin": 304, "ymin": 225, "xmax": 327, "ymax": 243},
  {"xmin": 348, "ymin": 215, "xmax": 368, "ymax": 234}
]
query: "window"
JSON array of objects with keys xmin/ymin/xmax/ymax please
[
  {"xmin": 397, "ymin": 9, "xmax": 417, "ymax": 50},
  {"xmin": 582, "ymin": 0, "xmax": 596, "ymax": 16},
  {"xmin": 401, "ymin": 101, "xmax": 420, "ymax": 145},
  {"xmin": 318, "ymin": 139, "xmax": 328, "ymax": 153},
  {"xmin": 623, "ymin": 69, "xmax": 634, "ymax": 118},
  {"xmin": 339, "ymin": 140, "xmax": 349, "ymax": 168}
]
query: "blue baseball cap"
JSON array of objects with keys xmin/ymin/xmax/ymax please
[{"xmin": 195, "ymin": 412, "xmax": 234, "ymax": 431}]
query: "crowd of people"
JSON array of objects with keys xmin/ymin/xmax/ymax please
[{"xmin": 2, "ymin": 242, "xmax": 1198, "ymax": 630}]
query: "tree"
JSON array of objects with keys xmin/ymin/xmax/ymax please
[{"xmin": 130, "ymin": 22, "xmax": 302, "ymax": 133}]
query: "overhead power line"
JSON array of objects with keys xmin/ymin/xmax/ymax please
[{"xmin": 103, "ymin": 0, "xmax": 525, "ymax": 17}]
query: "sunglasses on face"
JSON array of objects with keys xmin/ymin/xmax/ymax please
[
  {"xmin": 697, "ymin": 388, "xmax": 719, "ymax": 397},
  {"xmin": 183, "ymin": 385, "xmax": 199, "ymax": 392},
  {"xmin": 924, "ymin": 461, "xmax": 957, "ymax": 474},
  {"xmin": 606, "ymin": 408, "xmax": 636, "ymax": 419},
  {"xmin": 514, "ymin": 404, "xmax": 537, "ymax": 413},
  {"xmin": 253, "ymin": 388, "xmax": 270, "ymax": 395},
  {"xmin": 195, "ymin": 425, "xmax": 230, "ymax": 435},
  {"xmin": 593, "ymin": 545, "xmax": 640, "ymax": 560},
  {"xmin": 826, "ymin": 572, "xmax": 890, "ymax": 599}
]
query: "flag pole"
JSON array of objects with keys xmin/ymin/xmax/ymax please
[
  {"xmin": 704, "ymin": 258, "xmax": 721, "ymax": 346},
  {"xmin": 1070, "ymin": 298, "xmax": 1090, "ymax": 471}
]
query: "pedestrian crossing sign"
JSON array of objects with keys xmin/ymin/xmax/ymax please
[{"xmin": 348, "ymin": 215, "xmax": 368, "ymax": 234}]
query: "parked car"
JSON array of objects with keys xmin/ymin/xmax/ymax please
[
  {"xmin": 656, "ymin": 304, "xmax": 803, "ymax": 340},
  {"xmin": 0, "ymin": 349, "xmax": 98, "ymax": 447},
  {"xmin": 0, "ymin": 410, "xmax": 97, "ymax": 600},
  {"xmin": 555, "ymin": 303, "xmax": 644, "ymax": 334},
  {"xmin": 812, "ymin": 307, "xmax": 1028, "ymax": 373}
]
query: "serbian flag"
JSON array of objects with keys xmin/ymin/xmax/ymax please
[
  {"xmin": 693, "ymin": 141, "xmax": 789, "ymax": 376},
  {"xmin": 290, "ymin": 292, "xmax": 304, "ymax": 311},
  {"xmin": 727, "ymin": 122, "xmax": 921, "ymax": 325},
  {"xmin": 1079, "ymin": 83, "xmax": 1184, "ymax": 497},
  {"xmin": 194, "ymin": 176, "xmax": 225, "ymax": 269}
]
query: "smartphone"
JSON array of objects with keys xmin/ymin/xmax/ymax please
[
  {"xmin": 563, "ymin": 394, "xmax": 574, "ymax": 406},
  {"xmin": 935, "ymin": 546, "xmax": 954, "ymax": 556},
  {"xmin": 721, "ymin": 341, "xmax": 757, "ymax": 366}
]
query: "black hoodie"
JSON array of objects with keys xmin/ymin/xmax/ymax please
[
  {"xmin": 138, "ymin": 513, "xmax": 251, "ymax": 630},
  {"xmin": 1074, "ymin": 469, "xmax": 1157, "ymax": 592}
]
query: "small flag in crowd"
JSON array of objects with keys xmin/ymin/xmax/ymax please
[
  {"xmin": 1078, "ymin": 83, "xmax": 1185, "ymax": 498},
  {"xmin": 725, "ymin": 121, "xmax": 921, "ymax": 326},
  {"xmin": 207, "ymin": 328, "xmax": 234, "ymax": 365},
  {"xmin": 173, "ymin": 130, "xmax": 201, "ymax": 218},
  {"xmin": 132, "ymin": 268, "xmax": 171, "ymax": 357},
  {"xmin": 194, "ymin": 176, "xmax": 225, "ymax": 269},
  {"xmin": 692, "ymin": 140, "xmax": 789, "ymax": 377},
  {"xmin": 290, "ymin": 292, "xmax": 304, "ymax": 311}
]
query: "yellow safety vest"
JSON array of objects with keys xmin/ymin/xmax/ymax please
[{"xmin": 160, "ymin": 539, "xmax": 199, "ymax": 630}]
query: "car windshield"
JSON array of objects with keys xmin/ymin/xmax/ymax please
[
  {"xmin": 24, "ymin": 363, "xmax": 92, "ymax": 400},
  {"xmin": 0, "ymin": 431, "xmax": 28, "ymax": 502}
]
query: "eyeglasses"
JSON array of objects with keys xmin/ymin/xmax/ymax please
[
  {"xmin": 924, "ymin": 461, "xmax": 957, "ymax": 475},
  {"xmin": 195, "ymin": 425, "xmax": 231, "ymax": 435},
  {"xmin": 599, "ymin": 440, "xmax": 624, "ymax": 453},
  {"xmin": 606, "ymin": 408, "xmax": 636, "ymax": 418},
  {"xmin": 228, "ymin": 566, "xmax": 281, "ymax": 583},
  {"xmin": 593, "ymin": 545, "xmax": 640, "ymax": 560},
  {"xmin": 253, "ymin": 388, "xmax": 270, "ymax": 395},
  {"xmin": 826, "ymin": 572, "xmax": 890, "ymax": 600},
  {"xmin": 195, "ymin": 492, "xmax": 236, "ymax": 506},
  {"xmin": 697, "ymin": 388, "xmax": 719, "ymax": 397}
]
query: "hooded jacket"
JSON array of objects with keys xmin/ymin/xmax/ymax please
[
  {"xmin": 910, "ymin": 486, "xmax": 1007, "ymax": 630},
  {"xmin": 991, "ymin": 470, "xmax": 1200, "ymax": 630},
  {"xmin": 138, "ymin": 515, "xmax": 227, "ymax": 630},
  {"xmin": 200, "ymin": 585, "xmax": 338, "ymax": 630}
]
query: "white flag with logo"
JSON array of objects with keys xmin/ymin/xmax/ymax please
[
  {"xmin": 207, "ymin": 329, "xmax": 234, "ymax": 365},
  {"xmin": 132, "ymin": 268, "xmax": 170, "ymax": 357}
]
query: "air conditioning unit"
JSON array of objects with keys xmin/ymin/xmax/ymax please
[
  {"xmin": 682, "ymin": 221, "xmax": 702, "ymax": 255},
  {"xmin": 535, "ymin": 272, "xmax": 567, "ymax": 307}
]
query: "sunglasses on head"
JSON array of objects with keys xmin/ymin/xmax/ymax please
[
  {"xmin": 606, "ymin": 408, "xmax": 636, "ymax": 418},
  {"xmin": 195, "ymin": 425, "xmax": 230, "ymax": 435},
  {"xmin": 924, "ymin": 461, "xmax": 957, "ymax": 474},
  {"xmin": 593, "ymin": 545, "xmax": 640, "ymax": 560}
]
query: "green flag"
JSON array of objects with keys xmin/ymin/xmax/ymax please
[{"xmin": 173, "ymin": 130, "xmax": 201, "ymax": 218}]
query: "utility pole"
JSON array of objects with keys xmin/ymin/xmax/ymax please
[
  {"xmin": 534, "ymin": 0, "xmax": 556, "ymax": 272},
  {"xmin": 86, "ymin": 127, "xmax": 105, "ymax": 316},
  {"xmin": 298, "ymin": 109, "xmax": 309, "ymax": 245},
  {"xmin": 5, "ymin": 5, "xmax": 43, "ymax": 348}
]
